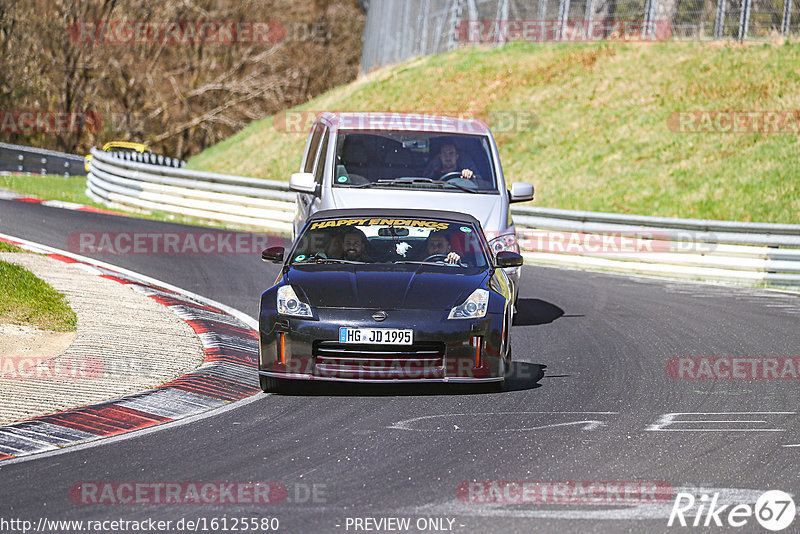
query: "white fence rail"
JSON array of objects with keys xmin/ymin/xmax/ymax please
[
  {"xmin": 88, "ymin": 148, "xmax": 800, "ymax": 288},
  {"xmin": 88, "ymin": 148, "xmax": 295, "ymax": 233}
]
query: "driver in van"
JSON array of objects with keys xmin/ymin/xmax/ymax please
[{"xmin": 423, "ymin": 143, "xmax": 479, "ymax": 181}]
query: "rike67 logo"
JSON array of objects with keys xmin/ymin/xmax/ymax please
[{"xmin": 668, "ymin": 490, "xmax": 796, "ymax": 531}]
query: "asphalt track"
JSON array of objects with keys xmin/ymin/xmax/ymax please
[{"xmin": 2, "ymin": 198, "xmax": 800, "ymax": 533}]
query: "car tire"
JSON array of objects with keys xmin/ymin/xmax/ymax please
[{"xmin": 259, "ymin": 374, "xmax": 284, "ymax": 393}]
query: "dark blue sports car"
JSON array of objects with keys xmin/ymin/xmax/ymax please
[{"xmin": 258, "ymin": 209, "xmax": 522, "ymax": 392}]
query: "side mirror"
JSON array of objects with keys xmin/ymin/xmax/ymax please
[
  {"xmin": 290, "ymin": 172, "xmax": 318, "ymax": 194},
  {"xmin": 262, "ymin": 246, "xmax": 285, "ymax": 263},
  {"xmin": 495, "ymin": 251, "xmax": 523, "ymax": 268},
  {"xmin": 508, "ymin": 182, "xmax": 534, "ymax": 203}
]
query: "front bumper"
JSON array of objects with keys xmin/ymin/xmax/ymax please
[{"xmin": 259, "ymin": 308, "xmax": 506, "ymax": 383}]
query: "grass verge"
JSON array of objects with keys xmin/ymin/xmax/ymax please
[
  {"xmin": 0, "ymin": 241, "xmax": 22, "ymax": 252},
  {"xmin": 0, "ymin": 175, "xmax": 96, "ymax": 205},
  {"xmin": 186, "ymin": 40, "xmax": 800, "ymax": 224},
  {"xmin": 0, "ymin": 260, "xmax": 77, "ymax": 331}
]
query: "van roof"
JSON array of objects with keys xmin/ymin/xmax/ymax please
[{"xmin": 315, "ymin": 112, "xmax": 492, "ymax": 135}]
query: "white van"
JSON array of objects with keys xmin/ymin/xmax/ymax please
[{"xmin": 289, "ymin": 112, "xmax": 534, "ymax": 299}]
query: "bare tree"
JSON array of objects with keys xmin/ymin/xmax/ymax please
[{"xmin": 0, "ymin": 0, "xmax": 365, "ymax": 158}]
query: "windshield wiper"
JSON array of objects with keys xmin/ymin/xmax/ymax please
[
  {"xmin": 436, "ymin": 180, "xmax": 480, "ymax": 194},
  {"xmin": 343, "ymin": 177, "xmax": 478, "ymax": 193},
  {"xmin": 317, "ymin": 258, "xmax": 367, "ymax": 264},
  {"xmin": 393, "ymin": 260, "xmax": 457, "ymax": 266},
  {"xmin": 295, "ymin": 256, "xmax": 367, "ymax": 265},
  {"xmin": 344, "ymin": 178, "xmax": 422, "ymax": 189}
]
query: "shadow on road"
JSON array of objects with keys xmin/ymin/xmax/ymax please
[
  {"xmin": 503, "ymin": 362, "xmax": 547, "ymax": 392},
  {"xmin": 270, "ymin": 361, "xmax": 547, "ymax": 397},
  {"xmin": 513, "ymin": 298, "xmax": 564, "ymax": 326}
]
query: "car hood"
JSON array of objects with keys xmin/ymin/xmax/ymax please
[
  {"xmin": 285, "ymin": 265, "xmax": 488, "ymax": 310},
  {"xmin": 330, "ymin": 188, "xmax": 506, "ymax": 233}
]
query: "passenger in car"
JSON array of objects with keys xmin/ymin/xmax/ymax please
[
  {"xmin": 326, "ymin": 232, "xmax": 344, "ymax": 259},
  {"xmin": 341, "ymin": 229, "xmax": 373, "ymax": 262}
]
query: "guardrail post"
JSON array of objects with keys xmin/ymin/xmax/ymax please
[
  {"xmin": 714, "ymin": 0, "xmax": 727, "ymax": 38},
  {"xmin": 446, "ymin": 0, "xmax": 464, "ymax": 51},
  {"xmin": 643, "ymin": 0, "xmax": 660, "ymax": 40},
  {"xmin": 782, "ymin": 0, "xmax": 793, "ymax": 35},
  {"xmin": 538, "ymin": 0, "xmax": 548, "ymax": 41},
  {"xmin": 738, "ymin": 0, "xmax": 751, "ymax": 41},
  {"xmin": 495, "ymin": 0, "xmax": 509, "ymax": 45},
  {"xmin": 557, "ymin": 0, "xmax": 571, "ymax": 41},
  {"xmin": 584, "ymin": 0, "xmax": 595, "ymax": 40},
  {"xmin": 417, "ymin": 0, "xmax": 431, "ymax": 56}
]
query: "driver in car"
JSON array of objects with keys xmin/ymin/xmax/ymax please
[
  {"xmin": 423, "ymin": 231, "xmax": 461, "ymax": 264},
  {"xmin": 424, "ymin": 143, "xmax": 479, "ymax": 181}
]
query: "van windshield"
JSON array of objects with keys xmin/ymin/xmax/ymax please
[{"xmin": 333, "ymin": 132, "xmax": 498, "ymax": 193}]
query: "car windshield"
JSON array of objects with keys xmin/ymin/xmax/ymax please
[
  {"xmin": 333, "ymin": 131, "xmax": 498, "ymax": 193},
  {"xmin": 291, "ymin": 217, "xmax": 489, "ymax": 268}
]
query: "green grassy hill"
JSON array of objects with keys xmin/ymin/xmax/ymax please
[{"xmin": 187, "ymin": 41, "xmax": 800, "ymax": 224}]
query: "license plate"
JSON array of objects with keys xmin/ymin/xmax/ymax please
[{"xmin": 338, "ymin": 327, "xmax": 413, "ymax": 345}]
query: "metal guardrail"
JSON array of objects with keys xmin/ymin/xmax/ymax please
[
  {"xmin": 87, "ymin": 150, "xmax": 800, "ymax": 288},
  {"xmin": 87, "ymin": 148, "xmax": 295, "ymax": 233},
  {"xmin": 511, "ymin": 207, "xmax": 800, "ymax": 287},
  {"xmin": 0, "ymin": 142, "xmax": 86, "ymax": 176}
]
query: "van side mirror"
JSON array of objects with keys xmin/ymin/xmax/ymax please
[
  {"xmin": 508, "ymin": 182, "xmax": 534, "ymax": 203},
  {"xmin": 289, "ymin": 172, "xmax": 318, "ymax": 195},
  {"xmin": 262, "ymin": 247, "xmax": 285, "ymax": 263}
]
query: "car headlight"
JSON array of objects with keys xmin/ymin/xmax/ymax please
[
  {"xmin": 277, "ymin": 285, "xmax": 313, "ymax": 317},
  {"xmin": 489, "ymin": 233, "xmax": 520, "ymax": 255},
  {"xmin": 448, "ymin": 289, "xmax": 489, "ymax": 319}
]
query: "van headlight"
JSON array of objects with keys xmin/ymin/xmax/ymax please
[
  {"xmin": 489, "ymin": 233, "xmax": 519, "ymax": 254},
  {"xmin": 448, "ymin": 289, "xmax": 489, "ymax": 319},
  {"xmin": 277, "ymin": 285, "xmax": 313, "ymax": 317}
]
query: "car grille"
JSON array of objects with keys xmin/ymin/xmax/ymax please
[{"xmin": 313, "ymin": 341, "xmax": 445, "ymax": 380}]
